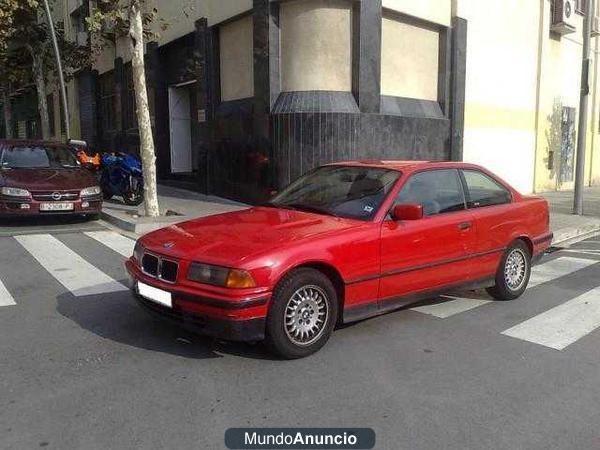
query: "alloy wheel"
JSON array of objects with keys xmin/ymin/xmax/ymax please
[
  {"xmin": 284, "ymin": 285, "xmax": 329, "ymax": 346},
  {"xmin": 504, "ymin": 248, "xmax": 527, "ymax": 291}
]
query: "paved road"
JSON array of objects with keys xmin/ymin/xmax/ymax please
[{"xmin": 1, "ymin": 221, "xmax": 600, "ymax": 449}]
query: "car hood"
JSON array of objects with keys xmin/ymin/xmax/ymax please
[
  {"xmin": 0, "ymin": 168, "xmax": 97, "ymax": 191},
  {"xmin": 141, "ymin": 207, "xmax": 364, "ymax": 266}
]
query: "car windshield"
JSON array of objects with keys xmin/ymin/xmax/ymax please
[
  {"xmin": 0, "ymin": 145, "xmax": 80, "ymax": 169},
  {"xmin": 269, "ymin": 166, "xmax": 400, "ymax": 220}
]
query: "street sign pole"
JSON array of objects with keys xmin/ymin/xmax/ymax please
[
  {"xmin": 41, "ymin": 0, "xmax": 70, "ymax": 140},
  {"xmin": 574, "ymin": 0, "xmax": 595, "ymax": 215}
]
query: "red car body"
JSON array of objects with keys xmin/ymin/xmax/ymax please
[
  {"xmin": 0, "ymin": 140, "xmax": 102, "ymax": 217},
  {"xmin": 126, "ymin": 161, "xmax": 552, "ymax": 343}
]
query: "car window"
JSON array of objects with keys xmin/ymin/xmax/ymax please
[
  {"xmin": 395, "ymin": 169, "xmax": 466, "ymax": 216},
  {"xmin": 462, "ymin": 170, "xmax": 512, "ymax": 208},
  {"xmin": 269, "ymin": 166, "xmax": 400, "ymax": 220},
  {"xmin": 0, "ymin": 145, "xmax": 80, "ymax": 169}
]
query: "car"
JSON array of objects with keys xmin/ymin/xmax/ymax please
[
  {"xmin": 0, "ymin": 140, "xmax": 102, "ymax": 219},
  {"xmin": 125, "ymin": 161, "xmax": 553, "ymax": 359}
]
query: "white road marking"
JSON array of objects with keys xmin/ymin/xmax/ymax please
[
  {"xmin": 411, "ymin": 296, "xmax": 491, "ymax": 318},
  {"xmin": 15, "ymin": 234, "xmax": 127, "ymax": 296},
  {"xmin": 528, "ymin": 256, "xmax": 598, "ymax": 288},
  {"xmin": 84, "ymin": 231, "xmax": 135, "ymax": 258},
  {"xmin": 0, "ymin": 279, "xmax": 16, "ymax": 307},
  {"xmin": 412, "ymin": 256, "xmax": 598, "ymax": 318},
  {"xmin": 502, "ymin": 287, "xmax": 600, "ymax": 350}
]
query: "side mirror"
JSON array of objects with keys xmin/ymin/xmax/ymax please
[{"xmin": 391, "ymin": 203, "xmax": 423, "ymax": 221}]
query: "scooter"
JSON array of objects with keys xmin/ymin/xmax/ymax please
[{"xmin": 100, "ymin": 152, "xmax": 144, "ymax": 206}]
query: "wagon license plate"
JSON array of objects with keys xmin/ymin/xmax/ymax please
[
  {"xmin": 137, "ymin": 281, "xmax": 172, "ymax": 308},
  {"xmin": 40, "ymin": 202, "xmax": 74, "ymax": 211}
]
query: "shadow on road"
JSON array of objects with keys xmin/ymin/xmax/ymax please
[{"xmin": 55, "ymin": 287, "xmax": 277, "ymax": 361}]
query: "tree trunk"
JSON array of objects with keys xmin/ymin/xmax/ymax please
[
  {"xmin": 29, "ymin": 48, "xmax": 51, "ymax": 140},
  {"xmin": 2, "ymin": 88, "xmax": 12, "ymax": 138},
  {"xmin": 129, "ymin": 3, "xmax": 160, "ymax": 217}
]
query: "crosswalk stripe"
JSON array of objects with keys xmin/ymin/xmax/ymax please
[
  {"xmin": 411, "ymin": 296, "xmax": 491, "ymax": 318},
  {"xmin": 15, "ymin": 234, "xmax": 127, "ymax": 296},
  {"xmin": 501, "ymin": 286, "xmax": 600, "ymax": 350},
  {"xmin": 528, "ymin": 256, "xmax": 598, "ymax": 288},
  {"xmin": 0, "ymin": 279, "xmax": 16, "ymax": 307},
  {"xmin": 84, "ymin": 231, "xmax": 135, "ymax": 258},
  {"xmin": 411, "ymin": 256, "xmax": 598, "ymax": 318}
]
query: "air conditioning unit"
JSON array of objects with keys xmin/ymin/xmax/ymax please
[
  {"xmin": 592, "ymin": 16, "xmax": 600, "ymax": 37},
  {"xmin": 551, "ymin": 0, "xmax": 576, "ymax": 35}
]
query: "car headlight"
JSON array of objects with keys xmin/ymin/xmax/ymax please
[
  {"xmin": 1, "ymin": 187, "xmax": 30, "ymax": 197},
  {"xmin": 188, "ymin": 262, "xmax": 256, "ymax": 288},
  {"xmin": 80, "ymin": 186, "xmax": 101, "ymax": 197},
  {"xmin": 133, "ymin": 240, "xmax": 144, "ymax": 264}
]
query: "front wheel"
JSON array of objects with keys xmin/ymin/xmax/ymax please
[
  {"xmin": 265, "ymin": 268, "xmax": 338, "ymax": 359},
  {"xmin": 122, "ymin": 185, "xmax": 144, "ymax": 206},
  {"xmin": 486, "ymin": 240, "xmax": 531, "ymax": 301}
]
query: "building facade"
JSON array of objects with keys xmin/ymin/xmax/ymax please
[{"xmin": 3, "ymin": 0, "xmax": 600, "ymax": 204}]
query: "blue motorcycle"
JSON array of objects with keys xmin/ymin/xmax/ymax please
[{"xmin": 100, "ymin": 152, "xmax": 144, "ymax": 206}]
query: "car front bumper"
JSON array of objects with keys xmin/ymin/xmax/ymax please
[
  {"xmin": 125, "ymin": 259, "xmax": 268, "ymax": 342},
  {"xmin": 0, "ymin": 196, "xmax": 102, "ymax": 216}
]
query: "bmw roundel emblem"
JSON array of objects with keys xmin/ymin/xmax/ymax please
[{"xmin": 163, "ymin": 241, "xmax": 175, "ymax": 249}]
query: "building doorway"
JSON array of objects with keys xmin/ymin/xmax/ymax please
[{"xmin": 168, "ymin": 81, "xmax": 194, "ymax": 173}]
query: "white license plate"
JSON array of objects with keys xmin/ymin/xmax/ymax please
[
  {"xmin": 40, "ymin": 202, "xmax": 74, "ymax": 211},
  {"xmin": 137, "ymin": 281, "xmax": 172, "ymax": 308}
]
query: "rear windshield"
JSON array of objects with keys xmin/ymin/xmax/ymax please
[{"xmin": 0, "ymin": 145, "xmax": 79, "ymax": 169}]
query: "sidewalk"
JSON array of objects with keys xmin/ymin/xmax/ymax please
[
  {"xmin": 102, "ymin": 184, "xmax": 600, "ymax": 245},
  {"xmin": 101, "ymin": 184, "xmax": 247, "ymax": 234},
  {"xmin": 542, "ymin": 187, "xmax": 600, "ymax": 246}
]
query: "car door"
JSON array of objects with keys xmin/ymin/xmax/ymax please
[
  {"xmin": 379, "ymin": 169, "xmax": 477, "ymax": 305},
  {"xmin": 459, "ymin": 169, "xmax": 516, "ymax": 280}
]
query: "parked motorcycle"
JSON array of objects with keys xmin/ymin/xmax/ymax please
[{"xmin": 100, "ymin": 152, "xmax": 144, "ymax": 206}]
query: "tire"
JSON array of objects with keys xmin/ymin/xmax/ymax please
[
  {"xmin": 86, "ymin": 213, "xmax": 100, "ymax": 221},
  {"xmin": 102, "ymin": 190, "xmax": 113, "ymax": 200},
  {"xmin": 122, "ymin": 189, "xmax": 143, "ymax": 206},
  {"xmin": 486, "ymin": 240, "xmax": 531, "ymax": 301},
  {"xmin": 265, "ymin": 268, "xmax": 338, "ymax": 359}
]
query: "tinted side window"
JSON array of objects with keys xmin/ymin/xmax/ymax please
[
  {"xmin": 396, "ymin": 169, "xmax": 466, "ymax": 216},
  {"xmin": 462, "ymin": 170, "xmax": 512, "ymax": 208}
]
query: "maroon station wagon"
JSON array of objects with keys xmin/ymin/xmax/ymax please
[{"xmin": 0, "ymin": 140, "xmax": 102, "ymax": 219}]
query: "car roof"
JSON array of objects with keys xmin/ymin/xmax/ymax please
[{"xmin": 327, "ymin": 160, "xmax": 483, "ymax": 172}]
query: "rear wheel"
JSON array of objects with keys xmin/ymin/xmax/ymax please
[
  {"xmin": 486, "ymin": 240, "xmax": 531, "ymax": 301},
  {"xmin": 265, "ymin": 268, "xmax": 338, "ymax": 359},
  {"xmin": 122, "ymin": 186, "xmax": 143, "ymax": 206}
]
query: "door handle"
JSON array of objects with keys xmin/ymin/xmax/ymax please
[{"xmin": 458, "ymin": 222, "xmax": 472, "ymax": 230}]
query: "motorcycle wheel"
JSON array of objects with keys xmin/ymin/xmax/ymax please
[{"xmin": 122, "ymin": 187, "xmax": 144, "ymax": 206}]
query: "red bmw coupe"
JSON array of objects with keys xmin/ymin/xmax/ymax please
[{"xmin": 126, "ymin": 161, "xmax": 552, "ymax": 358}]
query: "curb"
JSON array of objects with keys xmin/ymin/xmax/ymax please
[
  {"xmin": 100, "ymin": 209, "xmax": 185, "ymax": 234},
  {"xmin": 551, "ymin": 224, "xmax": 600, "ymax": 247}
]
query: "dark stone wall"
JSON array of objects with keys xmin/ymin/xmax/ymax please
[
  {"xmin": 88, "ymin": 1, "xmax": 468, "ymax": 205},
  {"xmin": 77, "ymin": 70, "xmax": 98, "ymax": 148}
]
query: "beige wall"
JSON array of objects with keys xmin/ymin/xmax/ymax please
[
  {"xmin": 383, "ymin": 0, "xmax": 450, "ymax": 27},
  {"xmin": 154, "ymin": 0, "xmax": 252, "ymax": 45},
  {"xmin": 457, "ymin": 0, "xmax": 541, "ymax": 194},
  {"xmin": 280, "ymin": 0, "xmax": 352, "ymax": 92},
  {"xmin": 381, "ymin": 14, "xmax": 439, "ymax": 100},
  {"xmin": 219, "ymin": 15, "xmax": 254, "ymax": 102},
  {"xmin": 92, "ymin": 0, "xmax": 253, "ymax": 73},
  {"xmin": 533, "ymin": 0, "xmax": 600, "ymax": 191}
]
